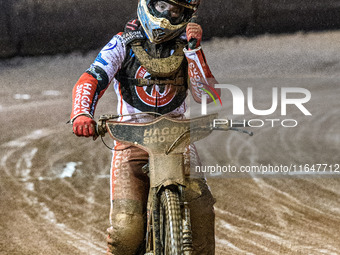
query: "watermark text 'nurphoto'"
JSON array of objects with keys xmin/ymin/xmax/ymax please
[{"xmin": 200, "ymin": 84, "xmax": 312, "ymax": 127}]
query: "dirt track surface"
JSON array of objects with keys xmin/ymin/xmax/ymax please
[{"xmin": 1, "ymin": 31, "xmax": 340, "ymax": 254}]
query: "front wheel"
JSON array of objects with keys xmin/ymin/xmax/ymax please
[{"xmin": 160, "ymin": 188, "xmax": 182, "ymax": 255}]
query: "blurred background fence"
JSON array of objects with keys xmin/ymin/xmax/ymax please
[{"xmin": 1, "ymin": 0, "xmax": 340, "ymax": 58}]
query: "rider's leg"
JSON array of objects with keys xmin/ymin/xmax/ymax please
[
  {"xmin": 184, "ymin": 145, "xmax": 216, "ymax": 255},
  {"xmin": 107, "ymin": 143, "xmax": 149, "ymax": 255}
]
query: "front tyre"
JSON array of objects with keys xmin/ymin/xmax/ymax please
[{"xmin": 160, "ymin": 188, "xmax": 182, "ymax": 255}]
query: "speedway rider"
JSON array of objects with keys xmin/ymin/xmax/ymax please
[{"xmin": 70, "ymin": 0, "xmax": 220, "ymax": 254}]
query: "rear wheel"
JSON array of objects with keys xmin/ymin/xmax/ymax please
[{"xmin": 160, "ymin": 188, "xmax": 182, "ymax": 255}]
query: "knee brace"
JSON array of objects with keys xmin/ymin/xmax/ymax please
[{"xmin": 107, "ymin": 213, "xmax": 145, "ymax": 255}]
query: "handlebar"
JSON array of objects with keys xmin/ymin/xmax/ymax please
[
  {"xmin": 96, "ymin": 114, "xmax": 119, "ymax": 136},
  {"xmin": 96, "ymin": 113, "xmax": 253, "ymax": 137},
  {"xmin": 188, "ymin": 16, "xmax": 198, "ymax": 50},
  {"xmin": 95, "ymin": 113, "xmax": 253, "ymax": 153},
  {"xmin": 188, "ymin": 38, "xmax": 198, "ymax": 51}
]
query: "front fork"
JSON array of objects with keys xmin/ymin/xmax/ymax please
[{"xmin": 182, "ymin": 202, "xmax": 193, "ymax": 255}]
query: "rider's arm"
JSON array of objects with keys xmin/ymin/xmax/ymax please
[
  {"xmin": 184, "ymin": 23, "xmax": 221, "ymax": 104},
  {"xmin": 70, "ymin": 34, "xmax": 126, "ymax": 123}
]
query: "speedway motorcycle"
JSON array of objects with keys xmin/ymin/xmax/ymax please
[{"xmin": 96, "ymin": 112, "xmax": 252, "ymax": 255}]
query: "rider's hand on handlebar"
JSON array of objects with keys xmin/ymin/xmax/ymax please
[{"xmin": 72, "ymin": 115, "xmax": 96, "ymax": 138}]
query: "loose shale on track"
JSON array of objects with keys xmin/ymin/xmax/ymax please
[{"xmin": 0, "ymin": 30, "xmax": 339, "ymax": 254}]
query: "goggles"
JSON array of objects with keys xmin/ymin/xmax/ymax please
[{"xmin": 152, "ymin": 1, "xmax": 185, "ymax": 25}]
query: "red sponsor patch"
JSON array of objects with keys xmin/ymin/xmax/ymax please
[{"xmin": 135, "ymin": 66, "xmax": 177, "ymax": 107}]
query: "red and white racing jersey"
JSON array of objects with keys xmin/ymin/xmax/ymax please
[{"xmin": 71, "ymin": 22, "xmax": 219, "ymax": 123}]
